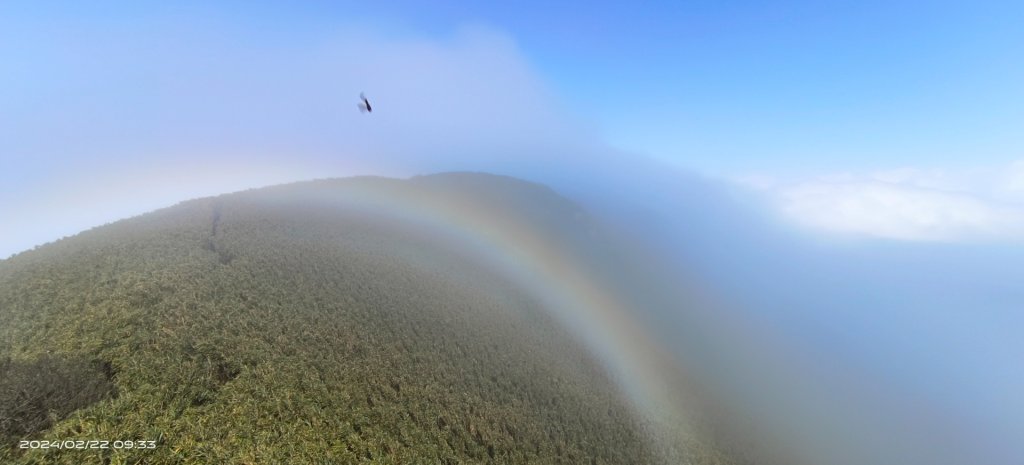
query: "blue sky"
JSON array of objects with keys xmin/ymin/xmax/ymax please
[
  {"xmin": 7, "ymin": 1, "xmax": 1024, "ymax": 174},
  {"xmin": 325, "ymin": 0, "xmax": 1024, "ymax": 173},
  {"xmin": 5, "ymin": 1, "xmax": 1024, "ymax": 248},
  {"xmin": 240, "ymin": 0, "xmax": 1024, "ymax": 173},
  {"xmin": 3, "ymin": 2, "xmax": 1024, "ymax": 464}
]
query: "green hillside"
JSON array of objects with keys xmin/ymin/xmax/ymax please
[{"xmin": 0, "ymin": 173, "xmax": 728, "ymax": 464}]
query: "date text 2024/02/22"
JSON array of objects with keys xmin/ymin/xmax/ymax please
[{"xmin": 19, "ymin": 440, "xmax": 158, "ymax": 450}]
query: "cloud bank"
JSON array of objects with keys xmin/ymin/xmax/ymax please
[
  {"xmin": 1, "ymin": 15, "xmax": 602, "ymax": 258},
  {"xmin": 740, "ymin": 161, "xmax": 1024, "ymax": 242},
  {"xmin": 4, "ymin": 10, "xmax": 1023, "ymax": 465}
]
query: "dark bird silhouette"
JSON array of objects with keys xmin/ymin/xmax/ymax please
[{"xmin": 358, "ymin": 92, "xmax": 372, "ymax": 113}]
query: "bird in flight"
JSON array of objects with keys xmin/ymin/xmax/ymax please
[{"xmin": 358, "ymin": 92, "xmax": 372, "ymax": 113}]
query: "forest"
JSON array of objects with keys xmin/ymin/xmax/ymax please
[{"xmin": 0, "ymin": 173, "xmax": 736, "ymax": 464}]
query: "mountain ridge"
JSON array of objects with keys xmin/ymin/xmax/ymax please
[{"xmin": 0, "ymin": 172, "xmax": 731, "ymax": 464}]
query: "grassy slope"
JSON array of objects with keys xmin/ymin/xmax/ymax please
[{"xmin": 0, "ymin": 174, "xmax": 726, "ymax": 464}]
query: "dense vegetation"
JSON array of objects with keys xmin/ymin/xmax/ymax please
[
  {"xmin": 0, "ymin": 173, "xmax": 733, "ymax": 464},
  {"xmin": 1, "ymin": 354, "xmax": 116, "ymax": 446}
]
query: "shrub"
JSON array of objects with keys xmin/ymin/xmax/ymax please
[{"xmin": 0, "ymin": 355, "xmax": 116, "ymax": 447}]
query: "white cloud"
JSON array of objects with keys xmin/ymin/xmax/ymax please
[
  {"xmin": 0, "ymin": 19, "xmax": 595, "ymax": 257},
  {"xmin": 1000, "ymin": 160, "xmax": 1024, "ymax": 199},
  {"xmin": 739, "ymin": 161, "xmax": 1024, "ymax": 242}
]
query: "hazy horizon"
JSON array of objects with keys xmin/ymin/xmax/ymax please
[{"xmin": 3, "ymin": 2, "xmax": 1023, "ymax": 464}]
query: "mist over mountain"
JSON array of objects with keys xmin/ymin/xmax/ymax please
[
  {"xmin": 0, "ymin": 172, "xmax": 738, "ymax": 465},
  {"xmin": 551, "ymin": 165, "xmax": 1024, "ymax": 465},
  {"xmin": 4, "ymin": 4, "xmax": 1023, "ymax": 465}
]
